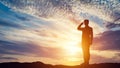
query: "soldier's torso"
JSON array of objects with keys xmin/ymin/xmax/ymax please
[{"xmin": 82, "ymin": 27, "xmax": 92, "ymax": 45}]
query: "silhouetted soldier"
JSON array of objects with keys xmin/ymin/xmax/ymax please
[{"xmin": 77, "ymin": 19, "xmax": 93, "ymax": 66}]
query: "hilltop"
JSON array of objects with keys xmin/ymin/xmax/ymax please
[{"xmin": 0, "ymin": 62, "xmax": 120, "ymax": 68}]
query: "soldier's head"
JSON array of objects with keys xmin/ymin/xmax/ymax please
[{"xmin": 84, "ymin": 19, "xmax": 89, "ymax": 26}]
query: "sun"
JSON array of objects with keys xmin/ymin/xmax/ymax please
[
  {"xmin": 63, "ymin": 42, "xmax": 82, "ymax": 56},
  {"xmin": 66, "ymin": 45, "xmax": 81, "ymax": 56}
]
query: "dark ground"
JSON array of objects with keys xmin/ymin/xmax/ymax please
[{"xmin": 0, "ymin": 62, "xmax": 120, "ymax": 68}]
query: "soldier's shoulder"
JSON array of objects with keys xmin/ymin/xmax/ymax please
[{"xmin": 89, "ymin": 26, "xmax": 93, "ymax": 29}]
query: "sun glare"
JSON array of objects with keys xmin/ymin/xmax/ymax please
[
  {"xmin": 63, "ymin": 42, "xmax": 82, "ymax": 56},
  {"xmin": 62, "ymin": 42, "xmax": 83, "ymax": 65}
]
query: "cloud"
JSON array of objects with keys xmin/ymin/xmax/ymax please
[
  {"xmin": 0, "ymin": 57, "xmax": 18, "ymax": 60},
  {"xmin": 0, "ymin": 19, "xmax": 22, "ymax": 28},
  {"xmin": 0, "ymin": 40, "xmax": 30, "ymax": 55},
  {"xmin": 80, "ymin": 0, "xmax": 92, "ymax": 4},
  {"xmin": 0, "ymin": 40, "xmax": 64, "ymax": 59},
  {"xmin": 112, "ymin": 11, "xmax": 120, "ymax": 22},
  {"xmin": 105, "ymin": 22, "xmax": 120, "ymax": 29},
  {"xmin": 112, "ymin": 53, "xmax": 120, "ymax": 60},
  {"xmin": 0, "ymin": 2, "xmax": 76, "ymax": 61},
  {"xmin": 0, "ymin": 0, "xmax": 73, "ymax": 18},
  {"xmin": 90, "ymin": 53, "xmax": 119, "ymax": 64},
  {"xmin": 79, "ymin": 12, "xmax": 104, "ymax": 27},
  {"xmin": 15, "ymin": 14, "xmax": 30, "ymax": 21},
  {"xmin": 105, "ymin": 11, "xmax": 120, "ymax": 29},
  {"xmin": 93, "ymin": 30, "xmax": 120, "ymax": 50}
]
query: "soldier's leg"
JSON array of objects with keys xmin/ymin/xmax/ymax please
[
  {"xmin": 82, "ymin": 45, "xmax": 90, "ymax": 65},
  {"xmin": 85, "ymin": 46, "xmax": 90, "ymax": 65}
]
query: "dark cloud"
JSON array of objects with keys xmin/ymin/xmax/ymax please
[
  {"xmin": 0, "ymin": 40, "xmax": 63, "ymax": 59},
  {"xmin": 0, "ymin": 57, "xmax": 18, "ymax": 60},
  {"xmin": 93, "ymin": 30, "xmax": 120, "ymax": 50},
  {"xmin": 0, "ymin": 40, "xmax": 31, "ymax": 55},
  {"xmin": 0, "ymin": 0, "xmax": 26, "ymax": 9},
  {"xmin": 112, "ymin": 11, "xmax": 120, "ymax": 22},
  {"xmin": 105, "ymin": 22, "xmax": 120, "ymax": 29},
  {"xmin": 0, "ymin": 19, "xmax": 22, "ymax": 28},
  {"xmin": 15, "ymin": 15, "xmax": 29, "ymax": 21},
  {"xmin": 50, "ymin": 0, "xmax": 61, "ymax": 6},
  {"xmin": 80, "ymin": 0, "xmax": 92, "ymax": 4},
  {"xmin": 106, "ymin": 11, "xmax": 120, "ymax": 29},
  {"xmin": 90, "ymin": 53, "xmax": 118, "ymax": 63}
]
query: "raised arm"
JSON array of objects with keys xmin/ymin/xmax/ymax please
[{"xmin": 77, "ymin": 23, "xmax": 83, "ymax": 30}]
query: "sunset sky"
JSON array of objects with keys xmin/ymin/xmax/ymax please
[{"xmin": 0, "ymin": 0, "xmax": 120, "ymax": 66}]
